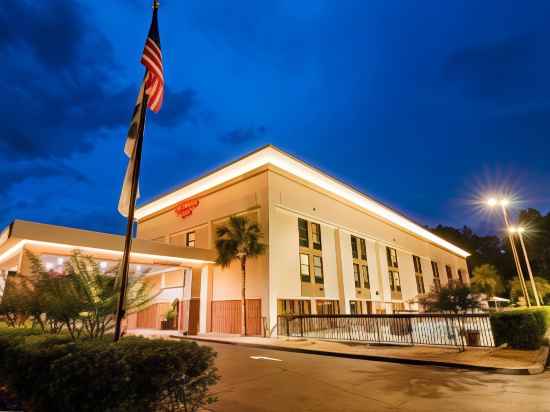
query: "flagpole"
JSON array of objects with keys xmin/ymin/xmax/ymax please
[{"xmin": 113, "ymin": 85, "xmax": 149, "ymax": 342}]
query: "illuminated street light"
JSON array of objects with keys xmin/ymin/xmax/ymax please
[
  {"xmin": 510, "ymin": 227, "xmax": 542, "ymax": 306},
  {"xmin": 485, "ymin": 196, "xmax": 531, "ymax": 306},
  {"xmin": 486, "ymin": 197, "xmax": 498, "ymax": 207}
]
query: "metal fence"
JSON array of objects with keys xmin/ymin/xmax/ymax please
[{"xmin": 277, "ymin": 314, "xmax": 495, "ymax": 348}]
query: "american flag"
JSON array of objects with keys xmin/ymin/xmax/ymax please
[
  {"xmin": 118, "ymin": 3, "xmax": 163, "ymax": 217},
  {"xmin": 141, "ymin": 4, "xmax": 164, "ymax": 112}
]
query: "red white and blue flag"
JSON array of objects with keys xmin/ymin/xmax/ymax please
[
  {"xmin": 118, "ymin": 3, "xmax": 164, "ymax": 217},
  {"xmin": 141, "ymin": 5, "xmax": 164, "ymax": 112}
]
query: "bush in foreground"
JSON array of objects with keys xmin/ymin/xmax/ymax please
[
  {"xmin": 490, "ymin": 307, "xmax": 550, "ymax": 350},
  {"xmin": 0, "ymin": 329, "xmax": 218, "ymax": 411}
]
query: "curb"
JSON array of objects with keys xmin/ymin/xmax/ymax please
[{"xmin": 171, "ymin": 335, "xmax": 548, "ymax": 375}]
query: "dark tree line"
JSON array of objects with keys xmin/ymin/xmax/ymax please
[{"xmin": 430, "ymin": 208, "xmax": 550, "ymax": 292}]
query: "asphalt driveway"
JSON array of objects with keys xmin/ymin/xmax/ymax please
[{"xmin": 204, "ymin": 342, "xmax": 550, "ymax": 412}]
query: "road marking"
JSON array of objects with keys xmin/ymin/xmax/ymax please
[{"xmin": 250, "ymin": 355, "xmax": 283, "ymax": 362}]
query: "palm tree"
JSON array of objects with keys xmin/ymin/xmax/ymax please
[{"xmin": 215, "ymin": 215, "xmax": 266, "ymax": 336}]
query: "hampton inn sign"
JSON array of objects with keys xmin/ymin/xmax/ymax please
[
  {"xmin": 0, "ymin": 145, "xmax": 469, "ymax": 336},
  {"xmin": 175, "ymin": 199, "xmax": 200, "ymax": 220}
]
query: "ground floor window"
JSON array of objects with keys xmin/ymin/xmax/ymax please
[
  {"xmin": 316, "ymin": 300, "xmax": 340, "ymax": 315},
  {"xmin": 349, "ymin": 300, "xmax": 362, "ymax": 314},
  {"xmin": 392, "ymin": 302, "xmax": 405, "ymax": 313},
  {"xmin": 278, "ymin": 299, "xmax": 312, "ymax": 315}
]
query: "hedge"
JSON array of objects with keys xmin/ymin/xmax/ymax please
[
  {"xmin": 490, "ymin": 307, "xmax": 550, "ymax": 350},
  {"xmin": 0, "ymin": 328, "xmax": 218, "ymax": 411}
]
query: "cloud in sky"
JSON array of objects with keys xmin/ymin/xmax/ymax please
[
  {"xmin": 219, "ymin": 126, "xmax": 267, "ymax": 145},
  {"xmin": 1, "ymin": 0, "xmax": 550, "ymax": 234}
]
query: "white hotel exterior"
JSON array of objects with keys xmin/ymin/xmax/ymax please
[
  {"xmin": 0, "ymin": 145, "xmax": 470, "ymax": 336},
  {"xmin": 135, "ymin": 145, "xmax": 470, "ymax": 335}
]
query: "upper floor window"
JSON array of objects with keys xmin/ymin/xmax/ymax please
[
  {"xmin": 389, "ymin": 270, "xmax": 401, "ymax": 292},
  {"xmin": 386, "ymin": 247, "xmax": 398, "ymax": 268},
  {"xmin": 413, "ymin": 255, "xmax": 422, "ymax": 273},
  {"xmin": 431, "ymin": 261, "xmax": 440, "ymax": 277},
  {"xmin": 362, "ymin": 265, "xmax": 370, "ymax": 289},
  {"xmin": 359, "ymin": 238, "xmax": 367, "ymax": 260},
  {"xmin": 458, "ymin": 269, "xmax": 464, "ymax": 284},
  {"xmin": 313, "ymin": 256, "xmax": 324, "ymax": 284},
  {"xmin": 300, "ymin": 253, "xmax": 310, "ymax": 283},
  {"xmin": 353, "ymin": 263, "xmax": 361, "ymax": 288},
  {"xmin": 446, "ymin": 265, "xmax": 453, "ymax": 282},
  {"xmin": 431, "ymin": 261, "xmax": 441, "ymax": 291},
  {"xmin": 186, "ymin": 231, "xmax": 196, "ymax": 247},
  {"xmin": 298, "ymin": 218, "xmax": 309, "ymax": 248},
  {"xmin": 298, "ymin": 218, "xmax": 322, "ymax": 250},
  {"xmin": 416, "ymin": 274, "xmax": 425, "ymax": 294},
  {"xmin": 311, "ymin": 223, "xmax": 322, "ymax": 250},
  {"xmin": 351, "ymin": 236, "xmax": 359, "ymax": 259}
]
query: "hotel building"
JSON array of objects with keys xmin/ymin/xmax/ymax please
[{"xmin": 0, "ymin": 145, "xmax": 469, "ymax": 336}]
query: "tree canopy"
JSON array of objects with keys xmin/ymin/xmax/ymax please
[
  {"xmin": 470, "ymin": 264, "xmax": 504, "ymax": 298},
  {"xmin": 430, "ymin": 207, "xmax": 550, "ymax": 299}
]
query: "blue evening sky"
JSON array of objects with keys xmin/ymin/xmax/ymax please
[{"xmin": 2, "ymin": 1, "xmax": 549, "ymax": 235}]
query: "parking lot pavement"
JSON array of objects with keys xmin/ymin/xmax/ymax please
[{"xmin": 203, "ymin": 342, "xmax": 550, "ymax": 412}]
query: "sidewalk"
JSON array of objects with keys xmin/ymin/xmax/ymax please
[{"xmin": 169, "ymin": 333, "xmax": 549, "ymax": 375}]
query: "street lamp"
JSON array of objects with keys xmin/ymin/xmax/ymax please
[
  {"xmin": 509, "ymin": 226, "xmax": 541, "ymax": 306},
  {"xmin": 486, "ymin": 197, "xmax": 531, "ymax": 307}
]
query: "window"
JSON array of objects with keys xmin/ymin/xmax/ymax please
[
  {"xmin": 431, "ymin": 261, "xmax": 441, "ymax": 291},
  {"xmin": 431, "ymin": 261, "xmax": 440, "ymax": 277},
  {"xmin": 413, "ymin": 255, "xmax": 422, "ymax": 273},
  {"xmin": 350, "ymin": 300, "xmax": 362, "ymax": 314},
  {"xmin": 416, "ymin": 274, "xmax": 425, "ymax": 294},
  {"xmin": 316, "ymin": 300, "xmax": 340, "ymax": 315},
  {"xmin": 353, "ymin": 263, "xmax": 361, "ymax": 288},
  {"xmin": 298, "ymin": 218, "xmax": 309, "ymax": 247},
  {"xmin": 386, "ymin": 247, "xmax": 398, "ymax": 268},
  {"xmin": 278, "ymin": 299, "xmax": 311, "ymax": 315},
  {"xmin": 458, "ymin": 269, "xmax": 464, "ymax": 284},
  {"xmin": 186, "ymin": 231, "xmax": 195, "ymax": 247},
  {"xmin": 392, "ymin": 302, "xmax": 405, "ymax": 313},
  {"xmin": 446, "ymin": 265, "xmax": 453, "ymax": 282},
  {"xmin": 351, "ymin": 236, "xmax": 358, "ymax": 259},
  {"xmin": 300, "ymin": 253, "xmax": 310, "ymax": 282},
  {"xmin": 351, "ymin": 236, "xmax": 368, "ymax": 291},
  {"xmin": 313, "ymin": 255, "xmax": 324, "ymax": 284},
  {"xmin": 311, "ymin": 223, "xmax": 322, "ymax": 250},
  {"xmin": 362, "ymin": 265, "xmax": 370, "ymax": 289},
  {"xmin": 359, "ymin": 238, "xmax": 367, "ymax": 260},
  {"xmin": 388, "ymin": 270, "xmax": 401, "ymax": 292}
]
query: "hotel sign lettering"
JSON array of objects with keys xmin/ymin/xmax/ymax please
[{"xmin": 175, "ymin": 199, "xmax": 200, "ymax": 219}]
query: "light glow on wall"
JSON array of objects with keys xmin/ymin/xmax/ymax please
[
  {"xmin": 135, "ymin": 146, "xmax": 470, "ymax": 257},
  {"xmin": 0, "ymin": 239, "xmax": 215, "ymax": 266}
]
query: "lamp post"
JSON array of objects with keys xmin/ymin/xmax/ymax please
[
  {"xmin": 510, "ymin": 226, "xmax": 541, "ymax": 306},
  {"xmin": 486, "ymin": 198, "xmax": 531, "ymax": 307}
]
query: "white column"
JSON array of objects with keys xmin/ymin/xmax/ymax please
[{"xmin": 199, "ymin": 265, "xmax": 211, "ymax": 334}]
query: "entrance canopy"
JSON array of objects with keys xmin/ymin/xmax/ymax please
[{"xmin": 0, "ymin": 220, "xmax": 216, "ymax": 275}]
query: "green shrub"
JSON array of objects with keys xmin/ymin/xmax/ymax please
[
  {"xmin": 490, "ymin": 307, "xmax": 550, "ymax": 349},
  {"xmin": 0, "ymin": 333, "xmax": 218, "ymax": 411}
]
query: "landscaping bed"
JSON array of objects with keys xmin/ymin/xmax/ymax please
[{"xmin": 0, "ymin": 327, "xmax": 218, "ymax": 412}]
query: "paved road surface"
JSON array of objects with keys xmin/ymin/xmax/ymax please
[{"xmin": 203, "ymin": 342, "xmax": 550, "ymax": 412}]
